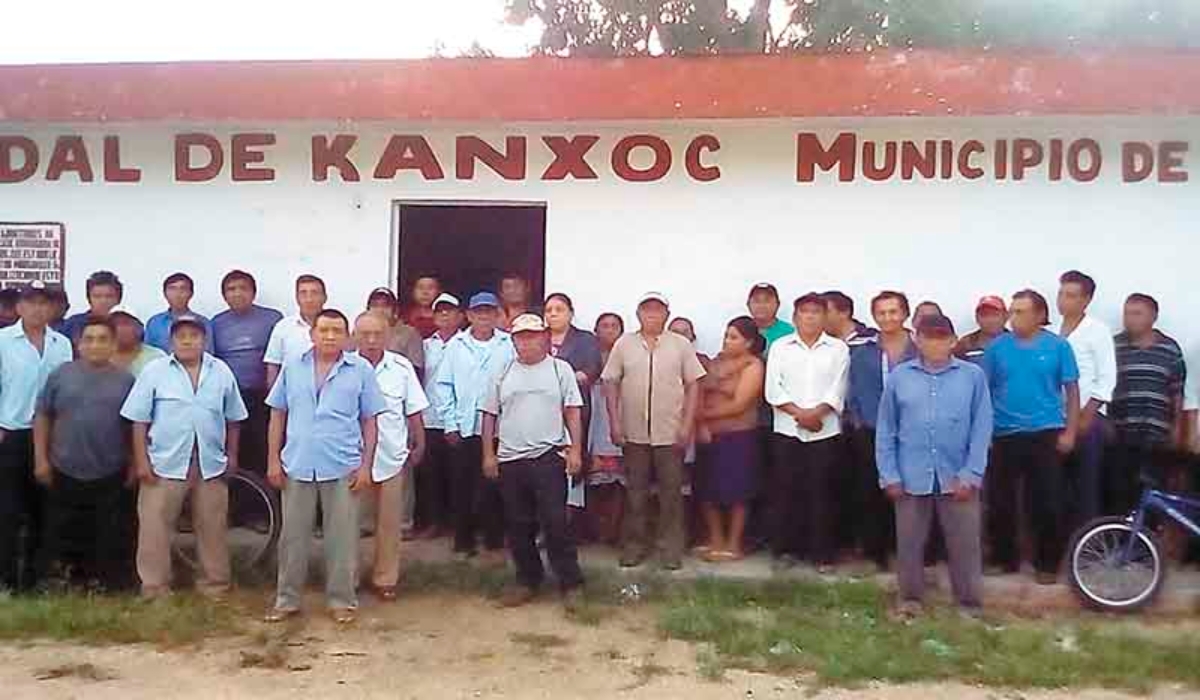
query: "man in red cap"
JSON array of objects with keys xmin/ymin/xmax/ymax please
[{"xmin": 954, "ymin": 296, "xmax": 1009, "ymax": 366}]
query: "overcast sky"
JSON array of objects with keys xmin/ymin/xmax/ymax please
[
  {"xmin": 2, "ymin": 0, "xmax": 547, "ymax": 63},
  {"xmin": 2, "ymin": 0, "xmax": 771, "ymax": 64},
  {"xmin": 5, "ymin": 0, "xmax": 781, "ymax": 65}
]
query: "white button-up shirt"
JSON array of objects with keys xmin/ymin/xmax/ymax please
[
  {"xmin": 765, "ymin": 332, "xmax": 850, "ymax": 442},
  {"xmin": 263, "ymin": 313, "xmax": 312, "ymax": 367},
  {"xmin": 1059, "ymin": 315, "xmax": 1116, "ymax": 414},
  {"xmin": 367, "ymin": 351, "xmax": 429, "ymax": 482}
]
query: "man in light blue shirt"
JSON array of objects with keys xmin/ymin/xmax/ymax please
[
  {"xmin": 433, "ymin": 292, "xmax": 513, "ymax": 561},
  {"xmin": 265, "ymin": 309, "xmax": 384, "ymax": 624},
  {"xmin": 0, "ymin": 282, "xmax": 73, "ymax": 591},
  {"xmin": 876, "ymin": 314, "xmax": 992, "ymax": 617},
  {"xmin": 413, "ymin": 292, "xmax": 462, "ymax": 539},
  {"xmin": 121, "ymin": 315, "xmax": 247, "ymax": 599},
  {"xmin": 144, "ymin": 272, "xmax": 214, "ymax": 353}
]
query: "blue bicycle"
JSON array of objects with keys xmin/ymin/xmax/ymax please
[{"xmin": 1068, "ymin": 478, "xmax": 1200, "ymax": 612}]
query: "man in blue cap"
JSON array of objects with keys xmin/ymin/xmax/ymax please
[{"xmin": 433, "ymin": 291, "xmax": 514, "ymax": 563}]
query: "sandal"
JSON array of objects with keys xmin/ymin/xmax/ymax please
[
  {"xmin": 331, "ymin": 608, "xmax": 357, "ymax": 625},
  {"xmin": 373, "ymin": 585, "xmax": 398, "ymax": 602},
  {"xmin": 704, "ymin": 550, "xmax": 743, "ymax": 563},
  {"xmin": 263, "ymin": 607, "xmax": 300, "ymax": 624}
]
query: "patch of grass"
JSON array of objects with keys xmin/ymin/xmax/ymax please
[
  {"xmin": 695, "ymin": 644, "xmax": 727, "ymax": 682},
  {"xmin": 658, "ymin": 577, "xmax": 1200, "ymax": 691},
  {"xmin": 623, "ymin": 656, "xmax": 673, "ymax": 690},
  {"xmin": 0, "ymin": 592, "xmax": 240, "ymax": 646},
  {"xmin": 509, "ymin": 631, "xmax": 571, "ymax": 652}
]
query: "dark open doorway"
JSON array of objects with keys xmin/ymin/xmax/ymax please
[{"xmin": 394, "ymin": 201, "xmax": 546, "ymax": 305}]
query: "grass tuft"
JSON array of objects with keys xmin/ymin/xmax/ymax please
[
  {"xmin": 0, "ymin": 591, "xmax": 239, "ymax": 647},
  {"xmin": 509, "ymin": 631, "xmax": 571, "ymax": 652},
  {"xmin": 657, "ymin": 577, "xmax": 1200, "ymax": 690}
]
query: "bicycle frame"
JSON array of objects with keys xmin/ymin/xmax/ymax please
[{"xmin": 1121, "ymin": 489, "xmax": 1200, "ymax": 562}]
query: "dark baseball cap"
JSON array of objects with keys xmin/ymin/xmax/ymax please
[
  {"xmin": 747, "ymin": 282, "xmax": 780, "ymax": 302},
  {"xmin": 170, "ymin": 314, "xmax": 208, "ymax": 335},
  {"xmin": 916, "ymin": 314, "xmax": 956, "ymax": 337},
  {"xmin": 18, "ymin": 280, "xmax": 51, "ymax": 301}
]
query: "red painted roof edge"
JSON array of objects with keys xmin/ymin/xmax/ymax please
[{"xmin": 1, "ymin": 51, "xmax": 1198, "ymax": 122}]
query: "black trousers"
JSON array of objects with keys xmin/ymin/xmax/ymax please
[
  {"xmin": 986, "ymin": 430, "xmax": 1063, "ymax": 575},
  {"xmin": 0, "ymin": 429, "xmax": 39, "ymax": 590},
  {"xmin": 415, "ymin": 429, "xmax": 453, "ymax": 532},
  {"xmin": 238, "ymin": 388, "xmax": 269, "ymax": 475},
  {"xmin": 769, "ymin": 435, "xmax": 837, "ymax": 565},
  {"xmin": 450, "ymin": 436, "xmax": 505, "ymax": 553},
  {"xmin": 742, "ymin": 426, "xmax": 775, "ymax": 551},
  {"xmin": 37, "ymin": 471, "xmax": 131, "ymax": 590},
  {"xmin": 499, "ymin": 451, "xmax": 583, "ymax": 591},
  {"xmin": 1103, "ymin": 436, "xmax": 1175, "ymax": 516},
  {"xmin": 847, "ymin": 426, "xmax": 895, "ymax": 566}
]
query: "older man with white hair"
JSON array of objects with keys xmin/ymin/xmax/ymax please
[{"xmin": 355, "ymin": 311, "xmax": 428, "ymax": 601}]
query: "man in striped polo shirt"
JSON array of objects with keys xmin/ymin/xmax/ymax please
[{"xmin": 1107, "ymin": 293, "xmax": 1187, "ymax": 515}]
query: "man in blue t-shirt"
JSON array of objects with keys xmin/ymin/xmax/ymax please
[
  {"xmin": 983, "ymin": 289, "xmax": 1080, "ymax": 584},
  {"xmin": 211, "ymin": 270, "xmax": 283, "ymax": 475}
]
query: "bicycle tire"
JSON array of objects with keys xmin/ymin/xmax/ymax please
[
  {"xmin": 172, "ymin": 470, "xmax": 281, "ymax": 573},
  {"xmin": 1068, "ymin": 516, "xmax": 1165, "ymax": 613}
]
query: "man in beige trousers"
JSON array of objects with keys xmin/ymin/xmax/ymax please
[
  {"xmin": 121, "ymin": 315, "xmax": 247, "ymax": 599},
  {"xmin": 355, "ymin": 312, "xmax": 428, "ymax": 600}
]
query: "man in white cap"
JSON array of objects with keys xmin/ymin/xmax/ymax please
[
  {"xmin": 414, "ymin": 292, "xmax": 463, "ymax": 539},
  {"xmin": 481, "ymin": 313, "xmax": 584, "ymax": 608},
  {"xmin": 602, "ymin": 292, "xmax": 706, "ymax": 570}
]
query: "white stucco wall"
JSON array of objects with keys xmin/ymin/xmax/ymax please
[{"xmin": 0, "ymin": 117, "xmax": 1196, "ymax": 355}]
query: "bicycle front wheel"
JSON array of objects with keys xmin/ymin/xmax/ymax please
[
  {"xmin": 173, "ymin": 471, "xmax": 280, "ymax": 575},
  {"xmin": 1068, "ymin": 516, "xmax": 1164, "ymax": 612}
]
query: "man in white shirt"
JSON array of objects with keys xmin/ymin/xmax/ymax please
[
  {"xmin": 1056, "ymin": 270, "xmax": 1116, "ymax": 528},
  {"xmin": 764, "ymin": 292, "xmax": 850, "ymax": 572},
  {"xmin": 354, "ymin": 312, "xmax": 428, "ymax": 601},
  {"xmin": 263, "ymin": 274, "xmax": 327, "ymax": 389}
]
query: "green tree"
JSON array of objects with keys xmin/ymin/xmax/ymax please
[{"xmin": 506, "ymin": 0, "xmax": 1200, "ymax": 56}]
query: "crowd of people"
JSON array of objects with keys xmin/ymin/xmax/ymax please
[{"xmin": 0, "ymin": 266, "xmax": 1197, "ymax": 622}]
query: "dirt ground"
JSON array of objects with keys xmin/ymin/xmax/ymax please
[{"xmin": 1, "ymin": 591, "xmax": 1196, "ymax": 700}]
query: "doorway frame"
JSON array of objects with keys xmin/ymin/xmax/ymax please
[{"xmin": 389, "ymin": 198, "xmax": 549, "ymax": 296}]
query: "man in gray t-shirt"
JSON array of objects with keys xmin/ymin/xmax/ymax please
[
  {"xmin": 482, "ymin": 314, "xmax": 584, "ymax": 609},
  {"xmin": 33, "ymin": 317, "xmax": 135, "ymax": 589}
]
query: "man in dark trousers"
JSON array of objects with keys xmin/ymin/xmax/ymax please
[
  {"xmin": 482, "ymin": 314, "xmax": 585, "ymax": 610},
  {"xmin": 984, "ymin": 290, "xmax": 1080, "ymax": 584},
  {"xmin": 33, "ymin": 316, "xmax": 136, "ymax": 591},
  {"xmin": 0, "ymin": 282, "xmax": 74, "ymax": 591}
]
